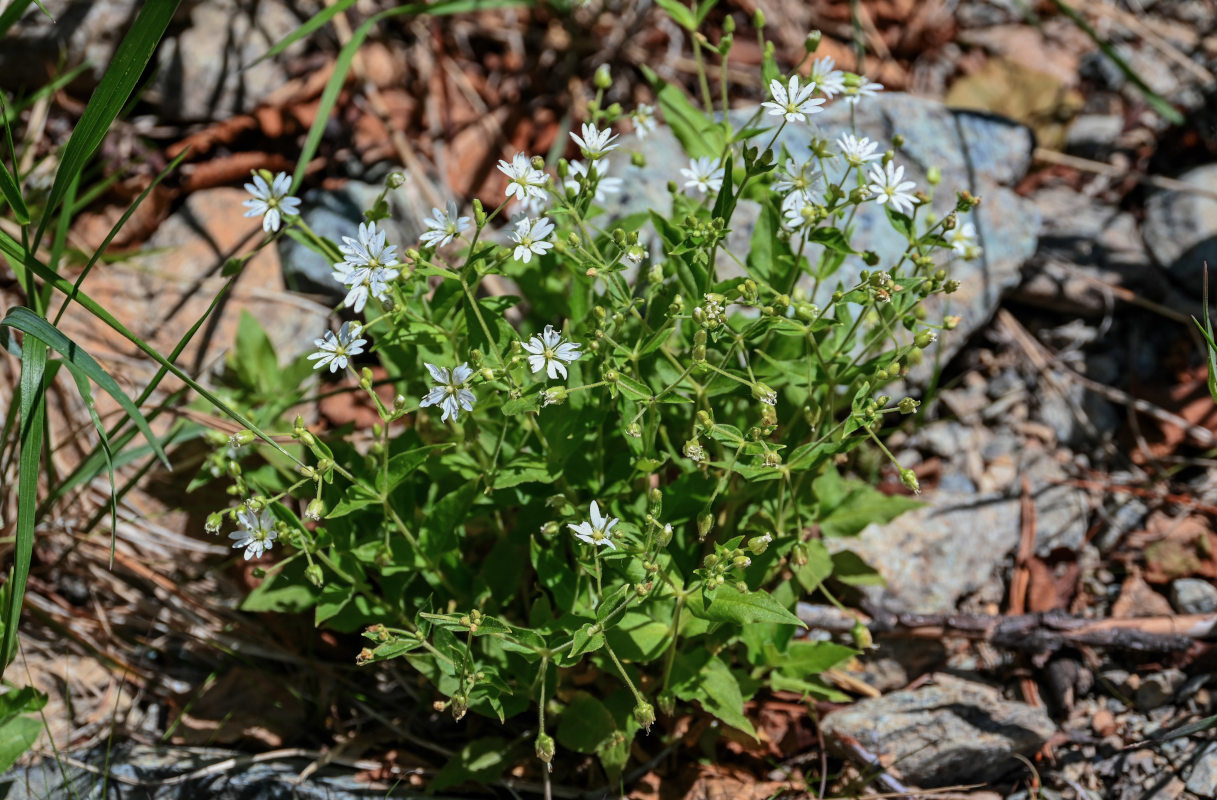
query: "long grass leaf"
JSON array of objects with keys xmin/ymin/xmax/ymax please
[
  {"xmin": 0, "ymin": 95, "xmax": 29, "ymax": 224},
  {"xmin": 291, "ymin": 0, "xmax": 527, "ymax": 192},
  {"xmin": 0, "ymin": 230, "xmax": 295, "ymax": 462},
  {"xmin": 249, "ymin": 0, "xmax": 359, "ymax": 67},
  {"xmin": 0, "ymin": 0, "xmax": 37, "ymax": 38},
  {"xmin": 63, "ymin": 367, "xmax": 117, "ymax": 561},
  {"xmin": 1, "ymin": 307, "xmax": 171, "ymax": 469},
  {"xmin": 0, "ymin": 337, "xmax": 46, "ymax": 675},
  {"xmin": 33, "ymin": 0, "xmax": 179, "ymax": 246}
]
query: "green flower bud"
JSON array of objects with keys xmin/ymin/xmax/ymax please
[
  {"xmin": 634, "ymin": 701, "xmax": 656, "ymax": 731},
  {"xmin": 205, "ymin": 512, "xmax": 224, "ymax": 534},
  {"xmin": 914, "ymin": 330, "xmax": 937, "ymax": 349},
  {"xmin": 535, "ymin": 732, "xmax": 556, "ymax": 764},
  {"xmin": 805, "ymin": 30, "xmax": 822, "ymax": 53},
  {"xmin": 305, "ymin": 563, "xmax": 325, "ymax": 587},
  {"xmin": 752, "ymin": 382, "xmax": 777, "ymax": 406},
  {"xmin": 304, "ymin": 498, "xmax": 325, "ymax": 521},
  {"xmin": 733, "ymin": 555, "xmax": 752, "ymax": 569},
  {"xmin": 697, "ymin": 512, "xmax": 713, "ymax": 541},
  {"xmin": 850, "ymin": 619, "xmax": 874, "ymax": 650},
  {"xmin": 229, "ymin": 429, "xmax": 256, "ymax": 447},
  {"xmin": 747, "ymin": 533, "xmax": 773, "ymax": 555},
  {"xmin": 927, "ymin": 166, "xmax": 942, "ymax": 186},
  {"xmin": 386, "ymin": 172, "xmax": 407, "ymax": 189},
  {"xmin": 897, "ymin": 397, "xmax": 920, "ymax": 415},
  {"xmin": 753, "ymin": 9, "xmax": 765, "ymax": 28},
  {"xmin": 899, "ymin": 468, "xmax": 921, "ymax": 494},
  {"xmin": 626, "ymin": 423, "xmax": 642, "ymax": 439},
  {"xmin": 703, "ymin": 553, "xmax": 720, "ymax": 569},
  {"xmin": 657, "ymin": 523, "xmax": 673, "ymax": 547},
  {"xmin": 480, "ymin": 368, "xmax": 495, "ymax": 382},
  {"xmin": 594, "ymin": 64, "xmax": 612, "ymax": 89}
]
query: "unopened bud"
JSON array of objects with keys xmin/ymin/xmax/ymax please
[
  {"xmin": 536, "ymin": 733, "xmax": 555, "ymax": 764},
  {"xmin": 305, "ymin": 563, "xmax": 324, "ymax": 587},
  {"xmin": 899, "ymin": 468, "xmax": 921, "ymax": 494},
  {"xmin": 304, "ymin": 498, "xmax": 325, "ymax": 521},
  {"xmin": 634, "ymin": 701, "xmax": 656, "ymax": 731},
  {"xmin": 697, "ymin": 512, "xmax": 713, "ymax": 541},
  {"xmin": 748, "ymin": 533, "xmax": 773, "ymax": 555},
  {"xmin": 851, "ymin": 619, "xmax": 874, "ymax": 650},
  {"xmin": 229, "ymin": 429, "xmax": 255, "ymax": 447},
  {"xmin": 914, "ymin": 330, "xmax": 937, "ymax": 349},
  {"xmin": 897, "ymin": 397, "xmax": 919, "ymax": 415},
  {"xmin": 927, "ymin": 165, "xmax": 942, "ymax": 186},
  {"xmin": 205, "ymin": 512, "xmax": 224, "ymax": 534},
  {"xmin": 594, "ymin": 64, "xmax": 612, "ymax": 89}
]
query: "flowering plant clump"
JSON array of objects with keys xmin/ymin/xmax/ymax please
[{"xmin": 201, "ymin": 23, "xmax": 983, "ymax": 783}]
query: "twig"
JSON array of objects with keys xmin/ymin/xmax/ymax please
[{"xmin": 1032, "ymin": 148, "xmax": 1217, "ymax": 203}]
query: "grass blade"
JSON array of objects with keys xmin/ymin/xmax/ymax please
[
  {"xmin": 1193, "ymin": 262, "xmax": 1217, "ymax": 403},
  {"xmin": 0, "ymin": 0, "xmax": 37, "ymax": 38},
  {"xmin": 0, "ymin": 337, "xmax": 46, "ymax": 675},
  {"xmin": 0, "ymin": 102, "xmax": 29, "ymax": 223},
  {"xmin": 63, "ymin": 365, "xmax": 118, "ymax": 563},
  {"xmin": 1, "ymin": 307, "xmax": 171, "ymax": 469},
  {"xmin": 33, "ymin": 0, "xmax": 179, "ymax": 246},
  {"xmin": 249, "ymin": 0, "xmax": 359, "ymax": 67}
]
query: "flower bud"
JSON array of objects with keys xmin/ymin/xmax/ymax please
[
  {"xmin": 791, "ymin": 542, "xmax": 808, "ymax": 566},
  {"xmin": 657, "ymin": 523, "xmax": 673, "ymax": 547},
  {"xmin": 914, "ymin": 330, "xmax": 937, "ymax": 349},
  {"xmin": 899, "ymin": 468, "xmax": 921, "ymax": 494},
  {"xmin": 851, "ymin": 619, "xmax": 874, "ymax": 650},
  {"xmin": 540, "ymin": 520, "xmax": 560, "ymax": 536},
  {"xmin": 753, "ymin": 9, "xmax": 765, "ymax": 28},
  {"xmin": 542, "ymin": 387, "xmax": 568, "ymax": 407},
  {"xmin": 747, "ymin": 533, "xmax": 773, "ymax": 555},
  {"xmin": 634, "ymin": 701, "xmax": 656, "ymax": 731},
  {"xmin": 480, "ymin": 368, "xmax": 495, "ymax": 382},
  {"xmin": 805, "ymin": 30, "xmax": 822, "ymax": 52},
  {"xmin": 386, "ymin": 172, "xmax": 407, "ymax": 188},
  {"xmin": 692, "ymin": 344, "xmax": 706, "ymax": 363},
  {"xmin": 536, "ymin": 733, "xmax": 556, "ymax": 764},
  {"xmin": 697, "ymin": 512, "xmax": 713, "ymax": 541},
  {"xmin": 626, "ymin": 423, "xmax": 642, "ymax": 438},
  {"xmin": 927, "ymin": 166, "xmax": 942, "ymax": 186},
  {"xmin": 943, "ymin": 315, "xmax": 961, "ymax": 330},
  {"xmin": 703, "ymin": 553, "xmax": 720, "ymax": 569},
  {"xmin": 594, "ymin": 64, "xmax": 612, "ymax": 89},
  {"xmin": 649, "ymin": 487, "xmax": 663, "ymax": 505},
  {"xmin": 752, "ymin": 382, "xmax": 777, "ymax": 406},
  {"xmin": 356, "ymin": 648, "xmax": 375, "ymax": 665},
  {"xmin": 897, "ymin": 397, "xmax": 919, "ymax": 415},
  {"xmin": 205, "ymin": 512, "xmax": 224, "ymax": 534},
  {"xmin": 229, "ymin": 429, "xmax": 256, "ymax": 447},
  {"xmin": 305, "ymin": 563, "xmax": 324, "ymax": 587},
  {"xmin": 862, "ymin": 250, "xmax": 880, "ymax": 267},
  {"xmin": 304, "ymin": 498, "xmax": 325, "ymax": 521},
  {"xmin": 733, "ymin": 555, "xmax": 752, "ymax": 569}
]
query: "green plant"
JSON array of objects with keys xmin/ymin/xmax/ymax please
[{"xmin": 201, "ymin": 15, "xmax": 984, "ymax": 787}]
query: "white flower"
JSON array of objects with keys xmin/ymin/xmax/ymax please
[
  {"xmin": 509, "ymin": 216, "xmax": 555, "ymax": 263},
  {"xmin": 836, "ymin": 133, "xmax": 881, "ymax": 167},
  {"xmin": 229, "ymin": 506, "xmax": 277, "ymax": 560},
  {"xmin": 631, "ymin": 104, "xmax": 657, "ymax": 138},
  {"xmin": 681, "ymin": 156, "xmax": 724, "ymax": 195},
  {"xmin": 845, "ymin": 79, "xmax": 884, "ymax": 106},
  {"xmin": 867, "ymin": 162, "xmax": 918, "ymax": 216},
  {"xmin": 521, "ymin": 324, "xmax": 582, "ymax": 380},
  {"xmin": 242, "ymin": 172, "xmax": 301, "ymax": 233},
  {"xmin": 809, "ymin": 57, "xmax": 846, "ymax": 98},
  {"xmin": 568, "ymin": 500, "xmax": 619, "ymax": 550},
  {"xmin": 307, "ymin": 321, "xmax": 366, "ymax": 373},
  {"xmin": 497, "ymin": 152, "xmax": 549, "ymax": 204},
  {"xmin": 420, "ymin": 362, "xmax": 477, "ymax": 423},
  {"xmin": 773, "ymin": 158, "xmax": 819, "ymax": 195},
  {"xmin": 781, "ymin": 188, "xmax": 820, "ymax": 230},
  {"xmin": 570, "ymin": 122, "xmax": 620, "ymax": 160},
  {"xmin": 333, "ymin": 222, "xmax": 401, "ymax": 313},
  {"xmin": 761, "ymin": 76, "xmax": 825, "ymax": 123},
  {"xmin": 419, "ymin": 201, "xmax": 470, "ymax": 248},
  {"xmin": 949, "ymin": 221, "xmax": 982, "ymax": 259},
  {"xmin": 565, "ymin": 160, "xmax": 622, "ymax": 202}
]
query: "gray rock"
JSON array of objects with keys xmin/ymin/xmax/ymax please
[
  {"xmin": 0, "ymin": 0, "xmax": 141, "ymax": 89},
  {"xmin": 1171, "ymin": 578, "xmax": 1217, "ymax": 615},
  {"xmin": 1143, "ymin": 163, "xmax": 1217, "ymax": 287},
  {"xmin": 0, "ymin": 743, "xmax": 388, "ymax": 800},
  {"xmin": 1135, "ymin": 669, "xmax": 1188, "ymax": 711},
  {"xmin": 152, "ymin": 0, "xmax": 307, "ymax": 121},
  {"xmin": 279, "ymin": 177, "xmax": 435, "ymax": 302},
  {"xmin": 618, "ymin": 93, "xmax": 1039, "ymax": 383},
  {"xmin": 820, "ymin": 673, "xmax": 1055, "ymax": 787},
  {"xmin": 1066, "ymin": 114, "xmax": 1124, "ymax": 159},
  {"xmin": 1187, "ymin": 743, "xmax": 1217, "ymax": 798}
]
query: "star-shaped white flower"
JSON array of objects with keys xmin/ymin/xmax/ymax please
[
  {"xmin": 497, "ymin": 152, "xmax": 549, "ymax": 204},
  {"xmin": 809, "ymin": 57, "xmax": 846, "ymax": 98},
  {"xmin": 307, "ymin": 321, "xmax": 366, "ymax": 373},
  {"xmin": 949, "ymin": 221, "xmax": 982, "ymax": 259},
  {"xmin": 509, "ymin": 216, "xmax": 555, "ymax": 263},
  {"xmin": 845, "ymin": 79, "xmax": 884, "ymax": 106},
  {"xmin": 420, "ymin": 362, "xmax": 476, "ymax": 423},
  {"xmin": 867, "ymin": 161, "xmax": 918, "ymax": 216},
  {"xmin": 521, "ymin": 324, "xmax": 582, "ymax": 380},
  {"xmin": 836, "ymin": 133, "xmax": 881, "ymax": 167},
  {"xmin": 680, "ymin": 156, "xmax": 724, "ymax": 195},
  {"xmin": 568, "ymin": 500, "xmax": 619, "ymax": 550},
  {"xmin": 565, "ymin": 160, "xmax": 622, "ymax": 202},
  {"xmin": 333, "ymin": 222, "xmax": 401, "ymax": 313},
  {"xmin": 229, "ymin": 506, "xmax": 278, "ymax": 560},
  {"xmin": 773, "ymin": 158, "xmax": 819, "ymax": 195},
  {"xmin": 631, "ymin": 104, "xmax": 657, "ymax": 138},
  {"xmin": 781, "ymin": 188, "xmax": 820, "ymax": 231},
  {"xmin": 242, "ymin": 172, "xmax": 301, "ymax": 233},
  {"xmin": 761, "ymin": 76, "xmax": 825, "ymax": 123},
  {"xmin": 570, "ymin": 122, "xmax": 620, "ymax": 160},
  {"xmin": 419, "ymin": 201, "xmax": 470, "ymax": 248}
]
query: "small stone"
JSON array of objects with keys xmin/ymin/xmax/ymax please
[
  {"xmin": 1188, "ymin": 744, "xmax": 1217, "ymax": 797},
  {"xmin": 1171, "ymin": 578, "xmax": 1217, "ymax": 615},
  {"xmin": 1143, "ymin": 163, "xmax": 1217, "ymax": 287},
  {"xmin": 1134, "ymin": 669, "xmax": 1188, "ymax": 711},
  {"xmin": 820, "ymin": 674, "xmax": 1055, "ymax": 787},
  {"xmin": 1066, "ymin": 114, "xmax": 1124, "ymax": 159}
]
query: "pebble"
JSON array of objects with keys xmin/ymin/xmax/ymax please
[
  {"xmin": 1187, "ymin": 742, "xmax": 1217, "ymax": 798},
  {"xmin": 1135, "ymin": 669, "xmax": 1189, "ymax": 711},
  {"xmin": 1171, "ymin": 578, "xmax": 1217, "ymax": 615},
  {"xmin": 1142, "ymin": 163, "xmax": 1217, "ymax": 287},
  {"xmin": 821, "ymin": 674, "xmax": 1056, "ymax": 787}
]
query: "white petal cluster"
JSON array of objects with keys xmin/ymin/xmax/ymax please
[
  {"xmin": 773, "ymin": 158, "xmax": 819, "ymax": 195},
  {"xmin": 781, "ymin": 188, "xmax": 820, "ymax": 231},
  {"xmin": 836, "ymin": 133, "xmax": 881, "ymax": 167},
  {"xmin": 521, "ymin": 324, "xmax": 582, "ymax": 380},
  {"xmin": 809, "ymin": 57, "xmax": 846, "ymax": 98},
  {"xmin": 308, "ymin": 321, "xmax": 366, "ymax": 373},
  {"xmin": 242, "ymin": 172, "xmax": 301, "ymax": 233},
  {"xmin": 420, "ymin": 362, "xmax": 477, "ymax": 423},
  {"xmin": 570, "ymin": 122, "xmax": 620, "ymax": 160},
  {"xmin": 845, "ymin": 79, "xmax": 884, "ymax": 106},
  {"xmin": 229, "ymin": 506, "xmax": 277, "ymax": 560},
  {"xmin": 565, "ymin": 160, "xmax": 622, "ymax": 202},
  {"xmin": 419, "ymin": 201, "xmax": 470, "ymax": 248},
  {"xmin": 568, "ymin": 500, "xmax": 619, "ymax": 550},
  {"xmin": 680, "ymin": 156, "xmax": 724, "ymax": 195},
  {"xmin": 867, "ymin": 162, "xmax": 918, "ymax": 216},
  {"xmin": 761, "ymin": 76, "xmax": 825, "ymax": 123},
  {"xmin": 333, "ymin": 222, "xmax": 401, "ymax": 313},
  {"xmin": 509, "ymin": 216, "xmax": 555, "ymax": 263},
  {"xmin": 630, "ymin": 104, "xmax": 657, "ymax": 138},
  {"xmin": 949, "ymin": 221, "xmax": 982, "ymax": 259},
  {"xmin": 497, "ymin": 152, "xmax": 549, "ymax": 205}
]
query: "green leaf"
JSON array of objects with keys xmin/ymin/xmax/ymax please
[
  {"xmin": 814, "ymin": 469, "xmax": 921, "ymax": 538},
  {"xmin": 699, "ymin": 587, "xmax": 805, "ymax": 628},
  {"xmin": 0, "ymin": 154, "xmax": 29, "ymax": 224},
  {"xmin": 567, "ymin": 624, "xmax": 605, "ymax": 658},
  {"xmin": 653, "ymin": 0, "xmax": 696, "ymax": 30},
  {"xmin": 491, "ymin": 456, "xmax": 552, "ymax": 489},
  {"xmin": 605, "ymin": 613, "xmax": 671, "ymax": 663},
  {"xmin": 676, "ymin": 656, "xmax": 757, "ymax": 739},
  {"xmin": 501, "ymin": 389, "xmax": 543, "ymax": 415},
  {"xmin": 1, "ymin": 308, "xmax": 170, "ymax": 469},
  {"xmin": 1, "ymin": 337, "xmax": 45, "ymax": 675},
  {"xmin": 0, "ymin": 715, "xmax": 42, "ymax": 774},
  {"xmin": 831, "ymin": 550, "xmax": 885, "ymax": 587},
  {"xmin": 33, "ymin": 0, "xmax": 179, "ymax": 245},
  {"xmin": 808, "ymin": 226, "xmax": 855, "ymax": 254},
  {"xmin": 556, "ymin": 692, "xmax": 617, "ymax": 754},
  {"xmin": 794, "ymin": 540, "xmax": 834, "ymax": 594},
  {"xmin": 315, "ymin": 583, "xmax": 354, "ymax": 626},
  {"xmin": 430, "ymin": 737, "xmax": 508, "ymax": 792},
  {"xmin": 378, "ymin": 444, "xmax": 452, "ymax": 493},
  {"xmin": 779, "ymin": 641, "xmax": 857, "ymax": 676}
]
